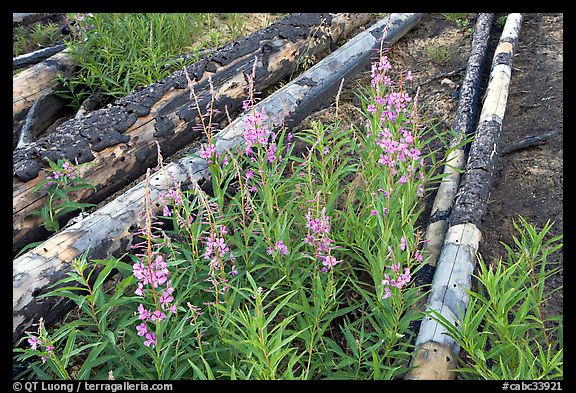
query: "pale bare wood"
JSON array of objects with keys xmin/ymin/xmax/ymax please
[
  {"xmin": 13, "ymin": 49, "xmax": 76, "ymax": 117},
  {"xmin": 405, "ymin": 342, "xmax": 457, "ymax": 380},
  {"xmin": 407, "ymin": 13, "xmax": 523, "ymax": 380},
  {"xmin": 13, "ymin": 12, "xmax": 426, "ymax": 342},
  {"xmin": 12, "ymin": 13, "xmax": 376, "ymax": 254}
]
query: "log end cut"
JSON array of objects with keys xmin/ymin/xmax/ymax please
[{"xmin": 404, "ymin": 341, "xmax": 458, "ymax": 380}]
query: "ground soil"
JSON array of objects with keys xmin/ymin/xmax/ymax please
[
  {"xmin": 14, "ymin": 12, "xmax": 564, "ymax": 376},
  {"xmin": 298, "ymin": 12, "xmax": 563, "ymax": 338}
]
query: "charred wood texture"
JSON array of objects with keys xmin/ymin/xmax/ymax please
[
  {"xmin": 13, "ymin": 13, "xmax": 425, "ymax": 344},
  {"xmin": 13, "ymin": 50, "xmax": 77, "ymax": 150},
  {"xmin": 13, "ymin": 13, "xmax": 375, "ymax": 255},
  {"xmin": 420, "ymin": 13, "xmax": 494, "ymax": 269},
  {"xmin": 449, "ymin": 13, "xmax": 523, "ymax": 228},
  {"xmin": 13, "ymin": 44, "xmax": 67, "ymax": 69},
  {"xmin": 408, "ymin": 13, "xmax": 523, "ymax": 380}
]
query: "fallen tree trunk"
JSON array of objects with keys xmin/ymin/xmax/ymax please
[
  {"xmin": 16, "ymin": 93, "xmax": 69, "ymax": 149},
  {"xmin": 13, "ymin": 49, "xmax": 77, "ymax": 149},
  {"xmin": 13, "ymin": 12, "xmax": 425, "ymax": 344},
  {"xmin": 13, "ymin": 13, "xmax": 64, "ymax": 25},
  {"xmin": 406, "ymin": 13, "xmax": 494, "ymax": 380},
  {"xmin": 407, "ymin": 13, "xmax": 523, "ymax": 380},
  {"xmin": 13, "ymin": 44, "xmax": 67, "ymax": 69},
  {"xmin": 12, "ymin": 12, "xmax": 375, "ymax": 255}
]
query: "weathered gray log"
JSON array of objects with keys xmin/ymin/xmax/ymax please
[
  {"xmin": 407, "ymin": 13, "xmax": 523, "ymax": 380},
  {"xmin": 419, "ymin": 13, "xmax": 494, "ymax": 271},
  {"xmin": 13, "ymin": 44, "xmax": 67, "ymax": 69},
  {"xmin": 16, "ymin": 93, "xmax": 69, "ymax": 149},
  {"xmin": 12, "ymin": 13, "xmax": 377, "ymax": 255},
  {"xmin": 13, "ymin": 13, "xmax": 65, "ymax": 25},
  {"xmin": 13, "ymin": 49, "xmax": 77, "ymax": 150},
  {"xmin": 13, "ymin": 12, "xmax": 425, "ymax": 344}
]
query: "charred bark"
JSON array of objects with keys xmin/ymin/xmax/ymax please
[
  {"xmin": 13, "ymin": 13, "xmax": 375, "ymax": 255},
  {"xmin": 13, "ymin": 13, "xmax": 425, "ymax": 344}
]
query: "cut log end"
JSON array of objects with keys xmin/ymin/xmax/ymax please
[{"xmin": 404, "ymin": 341, "xmax": 458, "ymax": 380}]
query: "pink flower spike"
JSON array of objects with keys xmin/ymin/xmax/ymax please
[
  {"xmin": 163, "ymin": 205, "xmax": 171, "ymax": 217},
  {"xmin": 144, "ymin": 332, "xmax": 157, "ymax": 347},
  {"xmin": 383, "ymin": 287, "xmax": 392, "ymax": 299},
  {"xmin": 389, "ymin": 262, "xmax": 400, "ymax": 273},
  {"xmin": 136, "ymin": 323, "xmax": 148, "ymax": 337},
  {"xmin": 400, "ymin": 237, "xmax": 407, "ymax": 251},
  {"xmin": 137, "ymin": 304, "xmax": 151, "ymax": 321},
  {"xmin": 28, "ymin": 336, "xmax": 40, "ymax": 350},
  {"xmin": 370, "ymin": 210, "xmax": 377, "ymax": 216}
]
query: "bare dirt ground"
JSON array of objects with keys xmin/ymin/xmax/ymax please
[{"xmin": 298, "ymin": 12, "xmax": 564, "ymax": 325}]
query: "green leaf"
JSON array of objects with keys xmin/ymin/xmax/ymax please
[
  {"xmin": 61, "ymin": 329, "xmax": 77, "ymax": 369},
  {"xmin": 76, "ymin": 340, "xmax": 110, "ymax": 379}
]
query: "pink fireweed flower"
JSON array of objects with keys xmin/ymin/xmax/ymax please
[
  {"xmin": 267, "ymin": 142, "xmax": 278, "ymax": 163},
  {"xmin": 144, "ymin": 332, "xmax": 157, "ymax": 347},
  {"xmin": 381, "ymin": 262, "xmax": 412, "ymax": 300},
  {"xmin": 137, "ymin": 304, "xmax": 151, "ymax": 321},
  {"xmin": 133, "ymin": 262, "xmax": 149, "ymax": 283},
  {"xmin": 370, "ymin": 209, "xmax": 377, "ymax": 216},
  {"xmin": 415, "ymin": 250, "xmax": 423, "ymax": 262},
  {"xmin": 151, "ymin": 310, "xmax": 167, "ymax": 322},
  {"xmin": 268, "ymin": 240, "xmax": 289, "ymax": 256},
  {"xmin": 136, "ymin": 323, "xmax": 148, "ymax": 337},
  {"xmin": 135, "ymin": 282, "xmax": 144, "ymax": 297},
  {"xmin": 367, "ymin": 104, "xmax": 377, "ymax": 114},
  {"xmin": 382, "ymin": 273, "xmax": 391, "ymax": 286},
  {"xmin": 45, "ymin": 345, "xmax": 54, "ymax": 354},
  {"xmin": 305, "ymin": 208, "xmax": 338, "ymax": 273},
  {"xmin": 163, "ymin": 206, "xmax": 171, "ymax": 217},
  {"xmin": 28, "ymin": 336, "xmax": 40, "ymax": 350},
  {"xmin": 399, "ymin": 175, "xmax": 407, "ymax": 184},
  {"xmin": 199, "ymin": 143, "xmax": 217, "ymax": 162},
  {"xmin": 160, "ymin": 291, "xmax": 174, "ymax": 309},
  {"xmin": 400, "ymin": 237, "xmax": 407, "ymax": 251},
  {"xmin": 321, "ymin": 255, "xmax": 340, "ymax": 272},
  {"xmin": 383, "ymin": 287, "xmax": 392, "ymax": 299}
]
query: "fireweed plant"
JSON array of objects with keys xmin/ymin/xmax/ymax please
[
  {"xmin": 17, "ymin": 52, "xmax": 473, "ymax": 379},
  {"xmin": 27, "ymin": 158, "xmax": 96, "ymax": 233}
]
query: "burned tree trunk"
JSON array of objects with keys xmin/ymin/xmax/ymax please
[
  {"xmin": 407, "ymin": 13, "xmax": 523, "ymax": 380},
  {"xmin": 419, "ymin": 13, "xmax": 494, "ymax": 272},
  {"xmin": 13, "ymin": 13, "xmax": 376, "ymax": 255},
  {"xmin": 13, "ymin": 49, "xmax": 77, "ymax": 150},
  {"xmin": 13, "ymin": 44, "xmax": 67, "ymax": 69},
  {"xmin": 13, "ymin": 13, "xmax": 425, "ymax": 344}
]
